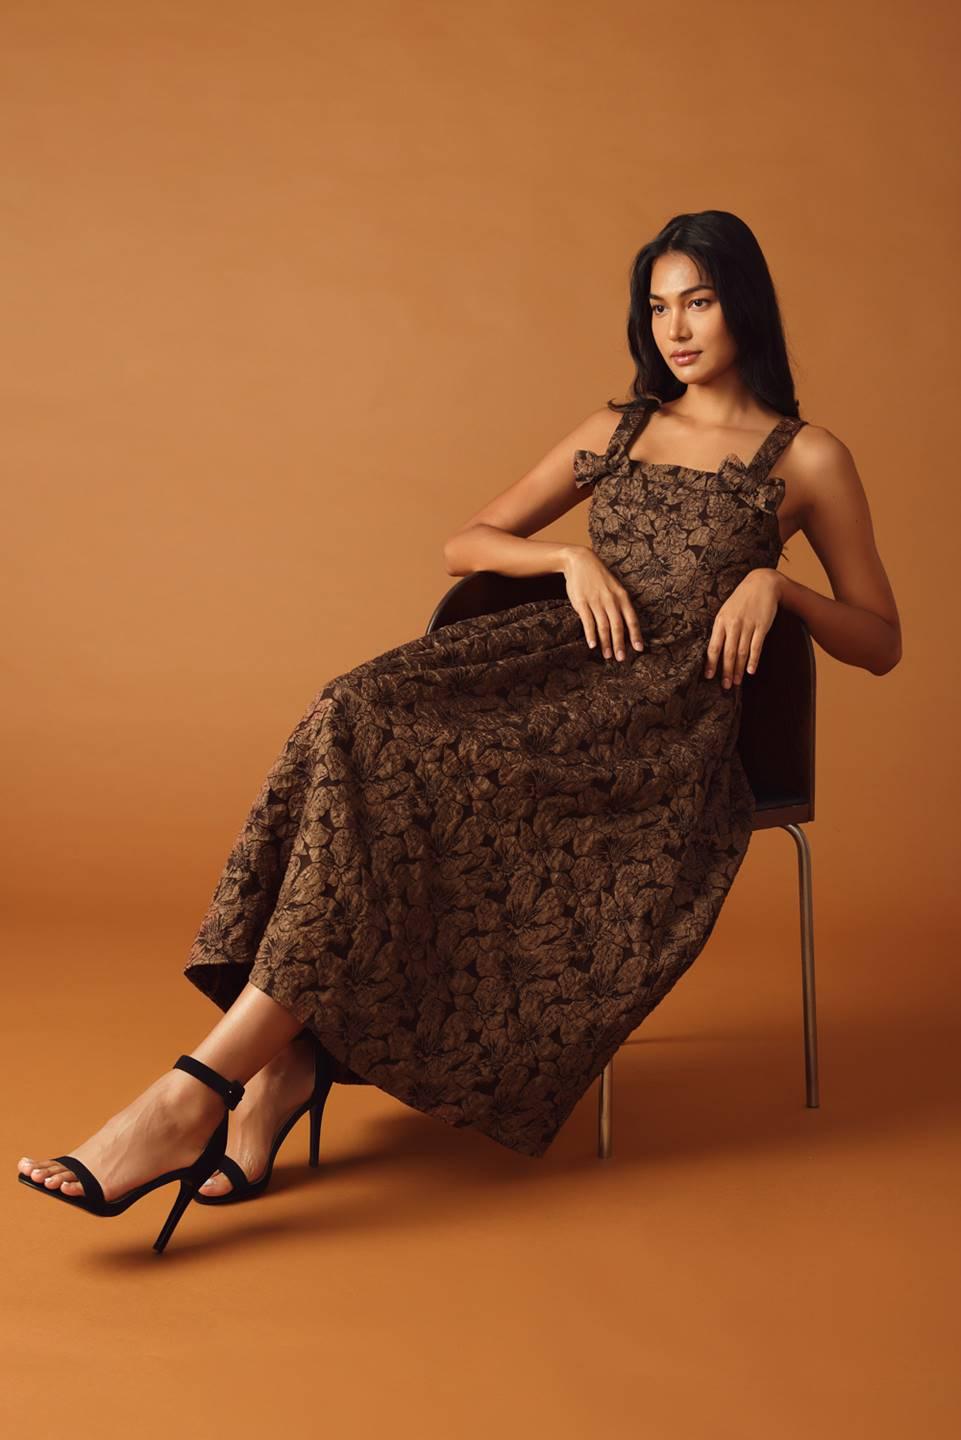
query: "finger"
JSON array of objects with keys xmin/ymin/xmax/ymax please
[
  {"xmin": 605, "ymin": 603, "xmax": 627, "ymax": 661},
  {"xmin": 620, "ymin": 599, "xmax": 644, "ymax": 651},
  {"xmin": 577, "ymin": 604, "xmax": 599, "ymax": 650},
  {"xmin": 721, "ymin": 621, "xmax": 742, "ymax": 688},
  {"xmin": 732, "ymin": 629, "xmax": 754, "ymax": 686},
  {"xmin": 705, "ymin": 623, "xmax": 723, "ymax": 678},
  {"xmin": 746, "ymin": 631, "xmax": 763, "ymax": 675},
  {"xmin": 593, "ymin": 606, "xmax": 614, "ymax": 659}
]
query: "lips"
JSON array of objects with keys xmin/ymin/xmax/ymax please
[{"xmin": 671, "ymin": 350, "xmax": 700, "ymax": 359}]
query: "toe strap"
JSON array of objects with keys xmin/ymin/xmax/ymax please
[
  {"xmin": 51, "ymin": 1154, "xmax": 104, "ymax": 1207},
  {"xmin": 207, "ymin": 1155, "xmax": 251, "ymax": 1193}
]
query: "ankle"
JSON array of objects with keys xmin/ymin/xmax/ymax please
[
  {"xmin": 268, "ymin": 1033, "xmax": 313, "ymax": 1075},
  {"xmin": 163, "ymin": 1068, "xmax": 230, "ymax": 1122}
]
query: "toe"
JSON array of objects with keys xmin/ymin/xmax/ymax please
[
  {"xmin": 43, "ymin": 1166, "xmax": 83, "ymax": 1196},
  {"xmin": 23, "ymin": 1160, "xmax": 56, "ymax": 1179},
  {"xmin": 199, "ymin": 1170, "xmax": 233, "ymax": 1196},
  {"xmin": 43, "ymin": 1166, "xmax": 73, "ymax": 1190}
]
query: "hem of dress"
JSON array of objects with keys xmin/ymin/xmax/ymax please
[{"xmin": 182, "ymin": 953, "xmax": 565, "ymax": 1160}]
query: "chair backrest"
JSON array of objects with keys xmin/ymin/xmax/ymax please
[{"xmin": 425, "ymin": 571, "xmax": 815, "ymax": 829}]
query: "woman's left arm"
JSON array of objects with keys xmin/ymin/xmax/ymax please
[{"xmin": 774, "ymin": 425, "xmax": 903, "ymax": 675}]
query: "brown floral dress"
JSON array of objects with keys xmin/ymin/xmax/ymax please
[{"xmin": 183, "ymin": 399, "xmax": 807, "ymax": 1158}]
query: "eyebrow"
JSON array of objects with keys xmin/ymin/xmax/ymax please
[{"xmin": 648, "ymin": 284, "xmax": 716, "ymax": 300}]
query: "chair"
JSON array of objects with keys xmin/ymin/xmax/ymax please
[{"xmin": 425, "ymin": 571, "xmax": 820, "ymax": 1159}]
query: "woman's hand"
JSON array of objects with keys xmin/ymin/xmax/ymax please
[
  {"xmin": 562, "ymin": 545, "xmax": 644, "ymax": 660},
  {"xmin": 705, "ymin": 567, "xmax": 782, "ymax": 688}
]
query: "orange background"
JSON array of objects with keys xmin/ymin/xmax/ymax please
[{"xmin": 2, "ymin": 4, "xmax": 957, "ymax": 1438}]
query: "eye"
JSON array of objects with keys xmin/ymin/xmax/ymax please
[{"xmin": 650, "ymin": 297, "xmax": 712, "ymax": 316}]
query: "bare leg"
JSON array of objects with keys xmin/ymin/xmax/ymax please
[
  {"xmin": 188, "ymin": 981, "xmax": 305, "ymax": 1082},
  {"xmin": 196, "ymin": 1027, "xmax": 322, "ymax": 1196},
  {"xmin": 16, "ymin": 982, "xmax": 307, "ymax": 1203}
]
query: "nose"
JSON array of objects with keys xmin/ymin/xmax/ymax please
[{"xmin": 668, "ymin": 310, "xmax": 692, "ymax": 343}]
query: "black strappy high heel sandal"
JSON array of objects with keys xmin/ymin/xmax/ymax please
[
  {"xmin": 193, "ymin": 1032, "xmax": 334, "ymax": 1206},
  {"xmin": 17, "ymin": 1054, "xmax": 245, "ymax": 1254}
]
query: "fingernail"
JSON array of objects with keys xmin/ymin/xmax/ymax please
[{"xmin": 616, "ymin": 650, "xmax": 624, "ymax": 661}]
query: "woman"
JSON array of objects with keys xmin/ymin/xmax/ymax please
[{"xmin": 17, "ymin": 209, "xmax": 902, "ymax": 1249}]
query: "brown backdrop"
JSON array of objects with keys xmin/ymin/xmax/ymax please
[{"xmin": 2, "ymin": 4, "xmax": 957, "ymax": 1438}]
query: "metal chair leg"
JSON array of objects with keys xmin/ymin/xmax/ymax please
[
  {"xmin": 594, "ymin": 821, "xmax": 819, "ymax": 1159},
  {"xmin": 784, "ymin": 821, "xmax": 820, "ymax": 1108},
  {"xmin": 598, "ymin": 1058, "xmax": 613, "ymax": 1158}
]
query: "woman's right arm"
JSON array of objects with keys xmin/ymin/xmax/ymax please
[{"xmin": 442, "ymin": 406, "xmax": 645, "ymax": 661}]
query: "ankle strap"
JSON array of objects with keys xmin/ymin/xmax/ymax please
[{"xmin": 173, "ymin": 1054, "xmax": 245, "ymax": 1109}]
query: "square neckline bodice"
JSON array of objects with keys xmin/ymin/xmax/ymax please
[{"xmin": 612, "ymin": 399, "xmax": 800, "ymax": 481}]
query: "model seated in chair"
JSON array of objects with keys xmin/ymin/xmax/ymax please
[{"xmin": 17, "ymin": 209, "xmax": 902, "ymax": 1251}]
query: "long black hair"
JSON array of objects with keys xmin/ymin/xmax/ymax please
[{"xmin": 608, "ymin": 211, "xmax": 801, "ymax": 418}]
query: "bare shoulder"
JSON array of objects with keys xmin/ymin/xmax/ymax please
[
  {"xmin": 781, "ymin": 418, "xmax": 900, "ymax": 638},
  {"xmin": 791, "ymin": 420, "xmax": 853, "ymax": 470},
  {"xmin": 571, "ymin": 403, "xmax": 634, "ymax": 455},
  {"xmin": 444, "ymin": 400, "xmax": 635, "ymax": 548},
  {"xmin": 781, "ymin": 420, "xmax": 867, "ymax": 518}
]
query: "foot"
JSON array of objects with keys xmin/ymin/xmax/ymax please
[
  {"xmin": 196, "ymin": 1031, "xmax": 319, "ymax": 1196},
  {"xmin": 17, "ymin": 1066, "xmax": 229, "ymax": 1204}
]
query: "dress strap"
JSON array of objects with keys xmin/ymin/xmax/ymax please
[
  {"xmin": 604, "ymin": 398, "xmax": 658, "ymax": 458},
  {"xmin": 747, "ymin": 415, "xmax": 807, "ymax": 483}
]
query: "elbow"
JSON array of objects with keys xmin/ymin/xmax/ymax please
[
  {"xmin": 443, "ymin": 535, "xmax": 467, "ymax": 577},
  {"xmin": 871, "ymin": 628, "xmax": 903, "ymax": 676}
]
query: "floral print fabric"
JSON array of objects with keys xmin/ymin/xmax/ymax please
[{"xmin": 183, "ymin": 399, "xmax": 806, "ymax": 1158}]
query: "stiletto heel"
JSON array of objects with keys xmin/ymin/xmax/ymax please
[
  {"xmin": 194, "ymin": 1032, "xmax": 334, "ymax": 1205},
  {"xmin": 309, "ymin": 1099, "xmax": 322, "ymax": 1167},
  {"xmin": 17, "ymin": 1054, "xmax": 245, "ymax": 1254},
  {"xmin": 153, "ymin": 1178, "xmax": 196, "ymax": 1254}
]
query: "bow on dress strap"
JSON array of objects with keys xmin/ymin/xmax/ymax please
[
  {"xmin": 572, "ymin": 443, "xmax": 634, "ymax": 489},
  {"xmin": 713, "ymin": 451, "xmax": 784, "ymax": 515}
]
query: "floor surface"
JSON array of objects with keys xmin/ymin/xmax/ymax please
[{"xmin": 2, "ymin": 901, "xmax": 957, "ymax": 1440}]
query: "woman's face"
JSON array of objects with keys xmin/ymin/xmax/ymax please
[{"xmin": 647, "ymin": 250, "xmax": 737, "ymax": 384}]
